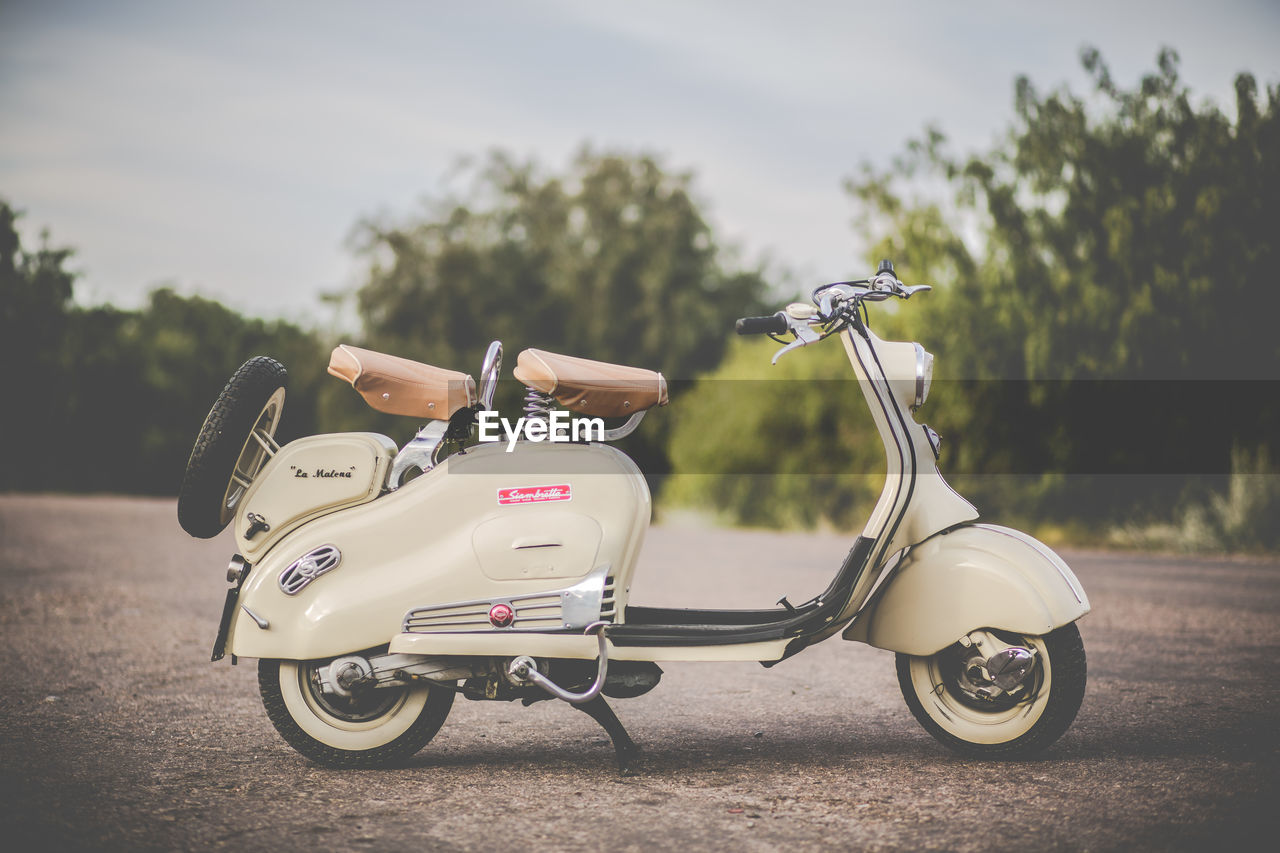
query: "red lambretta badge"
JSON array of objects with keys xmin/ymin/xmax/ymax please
[
  {"xmin": 497, "ymin": 484, "xmax": 572, "ymax": 505},
  {"xmin": 488, "ymin": 603, "xmax": 514, "ymax": 628}
]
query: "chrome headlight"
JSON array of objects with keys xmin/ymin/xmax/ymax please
[{"xmin": 913, "ymin": 343, "xmax": 934, "ymax": 409}]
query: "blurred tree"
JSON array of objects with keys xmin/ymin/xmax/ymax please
[
  {"xmin": 348, "ymin": 147, "xmax": 773, "ymax": 473},
  {"xmin": 0, "ymin": 199, "xmax": 330, "ymax": 494},
  {"xmin": 857, "ymin": 47, "xmax": 1279, "ymax": 381},
  {"xmin": 851, "ymin": 47, "xmax": 1280, "ymax": 523},
  {"xmin": 0, "ymin": 199, "xmax": 77, "ymax": 490},
  {"xmin": 103, "ymin": 289, "xmax": 330, "ymax": 493},
  {"xmin": 350, "ymin": 148, "xmax": 770, "ymax": 379},
  {"xmin": 51, "ymin": 289, "xmax": 330, "ymax": 494},
  {"xmin": 664, "ymin": 336, "xmax": 884, "ymax": 529},
  {"xmin": 665, "ymin": 48, "xmax": 1280, "ymax": 531}
]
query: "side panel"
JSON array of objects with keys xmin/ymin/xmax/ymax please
[
  {"xmin": 842, "ymin": 524, "xmax": 1090, "ymax": 656},
  {"xmin": 235, "ymin": 433, "xmax": 397, "ymax": 558},
  {"xmin": 227, "ymin": 440, "xmax": 650, "ymax": 660}
]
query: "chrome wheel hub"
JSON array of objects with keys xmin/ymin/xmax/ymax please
[
  {"xmin": 306, "ymin": 663, "xmax": 404, "ymax": 723},
  {"xmin": 945, "ymin": 630, "xmax": 1039, "ymax": 710}
]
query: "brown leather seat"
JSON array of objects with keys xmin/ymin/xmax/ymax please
[
  {"xmin": 513, "ymin": 349, "xmax": 668, "ymax": 418},
  {"xmin": 328, "ymin": 345, "xmax": 476, "ymax": 420}
]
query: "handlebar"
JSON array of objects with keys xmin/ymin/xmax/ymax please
[
  {"xmin": 737, "ymin": 261, "xmax": 931, "ymax": 354},
  {"xmin": 735, "ymin": 312, "xmax": 789, "ymax": 336},
  {"xmin": 811, "ymin": 262, "xmax": 931, "ymax": 310}
]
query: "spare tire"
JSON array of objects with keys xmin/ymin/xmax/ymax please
[{"xmin": 178, "ymin": 357, "xmax": 288, "ymax": 538}]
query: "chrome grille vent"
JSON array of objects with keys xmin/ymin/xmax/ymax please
[
  {"xmin": 600, "ymin": 576, "xmax": 617, "ymax": 623},
  {"xmin": 402, "ymin": 565, "xmax": 613, "ymax": 634},
  {"xmin": 278, "ymin": 545, "xmax": 341, "ymax": 595},
  {"xmin": 403, "ymin": 591, "xmax": 564, "ymax": 633}
]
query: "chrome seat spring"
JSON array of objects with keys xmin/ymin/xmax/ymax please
[{"xmin": 523, "ymin": 388, "xmax": 555, "ymax": 420}]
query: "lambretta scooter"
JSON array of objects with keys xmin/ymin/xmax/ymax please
[{"xmin": 178, "ymin": 259, "xmax": 1089, "ymax": 771}]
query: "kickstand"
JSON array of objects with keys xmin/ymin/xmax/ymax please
[{"xmin": 575, "ymin": 696, "xmax": 640, "ymax": 775}]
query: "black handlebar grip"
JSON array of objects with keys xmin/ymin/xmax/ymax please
[
  {"xmin": 735, "ymin": 312, "xmax": 789, "ymax": 335},
  {"xmin": 877, "ymin": 258, "xmax": 896, "ymax": 277}
]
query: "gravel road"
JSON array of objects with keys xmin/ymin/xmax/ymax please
[{"xmin": 1, "ymin": 494, "xmax": 1277, "ymax": 851}]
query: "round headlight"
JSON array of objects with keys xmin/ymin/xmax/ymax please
[{"xmin": 913, "ymin": 343, "xmax": 934, "ymax": 409}]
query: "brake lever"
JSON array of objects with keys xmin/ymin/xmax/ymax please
[{"xmin": 771, "ymin": 320, "xmax": 822, "ymax": 365}]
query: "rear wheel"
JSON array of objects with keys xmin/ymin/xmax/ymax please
[
  {"xmin": 177, "ymin": 357, "xmax": 287, "ymax": 538},
  {"xmin": 258, "ymin": 658, "xmax": 455, "ymax": 768},
  {"xmin": 896, "ymin": 623, "xmax": 1086, "ymax": 758}
]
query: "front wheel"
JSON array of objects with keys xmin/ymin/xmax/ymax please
[
  {"xmin": 896, "ymin": 623, "xmax": 1086, "ymax": 758},
  {"xmin": 258, "ymin": 658, "xmax": 454, "ymax": 768}
]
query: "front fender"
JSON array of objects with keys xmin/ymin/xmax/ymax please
[{"xmin": 842, "ymin": 524, "xmax": 1089, "ymax": 656}]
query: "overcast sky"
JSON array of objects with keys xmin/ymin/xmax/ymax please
[{"xmin": 2, "ymin": 1, "xmax": 1277, "ymax": 324}]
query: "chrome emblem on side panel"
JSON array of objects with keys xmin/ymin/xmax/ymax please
[{"xmin": 278, "ymin": 545, "xmax": 341, "ymax": 595}]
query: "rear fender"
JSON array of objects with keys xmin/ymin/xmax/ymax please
[{"xmin": 842, "ymin": 524, "xmax": 1089, "ymax": 656}]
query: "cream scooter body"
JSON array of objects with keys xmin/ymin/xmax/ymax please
[
  {"xmin": 187, "ymin": 259, "xmax": 1091, "ymax": 770},
  {"xmin": 225, "ymin": 440, "xmax": 651, "ymax": 661}
]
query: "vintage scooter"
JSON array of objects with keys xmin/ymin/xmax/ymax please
[{"xmin": 178, "ymin": 260, "xmax": 1089, "ymax": 771}]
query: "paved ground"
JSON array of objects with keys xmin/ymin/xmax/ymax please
[{"xmin": 1, "ymin": 494, "xmax": 1277, "ymax": 851}]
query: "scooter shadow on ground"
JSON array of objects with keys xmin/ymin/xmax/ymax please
[
  {"xmin": 384, "ymin": 716, "xmax": 1084, "ymax": 774},
  {"xmin": 391, "ymin": 739, "xmax": 1070, "ymax": 775},
  {"xmin": 393, "ymin": 724, "xmax": 1261, "ymax": 774},
  {"xmin": 380, "ymin": 684, "xmax": 1273, "ymax": 771}
]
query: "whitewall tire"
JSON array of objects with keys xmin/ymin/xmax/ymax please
[{"xmin": 896, "ymin": 623, "xmax": 1086, "ymax": 758}]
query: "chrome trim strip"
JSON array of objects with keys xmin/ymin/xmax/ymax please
[
  {"xmin": 983, "ymin": 526, "xmax": 1086, "ymax": 604},
  {"xmin": 561, "ymin": 564, "xmax": 612, "ymax": 629},
  {"xmin": 913, "ymin": 342, "xmax": 927, "ymax": 408},
  {"xmin": 240, "ymin": 605, "xmax": 269, "ymax": 629}
]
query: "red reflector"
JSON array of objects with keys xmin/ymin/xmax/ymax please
[{"xmin": 489, "ymin": 603, "xmax": 514, "ymax": 628}]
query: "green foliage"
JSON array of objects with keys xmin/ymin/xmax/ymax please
[
  {"xmin": 663, "ymin": 336, "xmax": 884, "ymax": 528},
  {"xmin": 0, "ymin": 199, "xmax": 329, "ymax": 493},
  {"xmin": 852, "ymin": 48, "xmax": 1279, "ymax": 380},
  {"xmin": 865, "ymin": 48, "xmax": 1280, "ymax": 525},
  {"xmin": 348, "ymin": 147, "xmax": 772, "ymax": 471},
  {"xmin": 107, "ymin": 288, "xmax": 330, "ymax": 491},
  {"xmin": 350, "ymin": 148, "xmax": 769, "ymax": 379},
  {"xmin": 1, "ymin": 200, "xmax": 78, "ymax": 491},
  {"xmin": 1111, "ymin": 446, "xmax": 1280, "ymax": 553},
  {"xmin": 665, "ymin": 48, "xmax": 1280, "ymax": 538}
]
